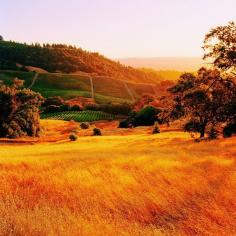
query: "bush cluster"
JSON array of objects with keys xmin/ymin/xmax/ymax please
[
  {"xmin": 69, "ymin": 133, "xmax": 78, "ymax": 141},
  {"xmin": 223, "ymin": 123, "xmax": 236, "ymax": 138},
  {"xmin": 43, "ymin": 96, "xmax": 81, "ymax": 113},
  {"xmin": 80, "ymin": 122, "xmax": 89, "ymax": 129},
  {"xmin": 84, "ymin": 103, "xmax": 132, "ymax": 116},
  {"xmin": 0, "ymin": 83, "xmax": 44, "ymax": 138},
  {"xmin": 119, "ymin": 106, "xmax": 160, "ymax": 128},
  {"xmin": 93, "ymin": 128, "xmax": 102, "ymax": 136}
]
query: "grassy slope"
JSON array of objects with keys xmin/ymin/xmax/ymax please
[
  {"xmin": 0, "ymin": 70, "xmax": 166, "ymax": 103},
  {"xmin": 0, "ymin": 127, "xmax": 235, "ymax": 235}
]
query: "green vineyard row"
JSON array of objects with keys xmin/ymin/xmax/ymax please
[{"xmin": 41, "ymin": 111, "xmax": 116, "ymax": 122}]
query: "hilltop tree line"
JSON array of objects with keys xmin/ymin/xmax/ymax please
[{"xmin": 0, "ymin": 40, "xmax": 161, "ymax": 83}]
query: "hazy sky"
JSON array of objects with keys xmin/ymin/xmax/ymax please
[{"xmin": 1, "ymin": 0, "xmax": 236, "ymax": 58}]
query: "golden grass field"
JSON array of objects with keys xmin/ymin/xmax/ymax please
[{"xmin": 0, "ymin": 120, "xmax": 235, "ymax": 235}]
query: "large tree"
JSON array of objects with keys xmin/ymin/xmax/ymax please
[
  {"xmin": 169, "ymin": 68, "xmax": 236, "ymax": 138},
  {"xmin": 0, "ymin": 80, "xmax": 44, "ymax": 138}
]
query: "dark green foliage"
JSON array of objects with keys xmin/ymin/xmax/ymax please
[
  {"xmin": 184, "ymin": 121, "xmax": 202, "ymax": 134},
  {"xmin": 102, "ymin": 103, "xmax": 132, "ymax": 116},
  {"xmin": 133, "ymin": 106, "xmax": 160, "ymax": 127},
  {"xmin": 118, "ymin": 107, "xmax": 160, "ymax": 128},
  {"xmin": 43, "ymin": 96, "xmax": 64, "ymax": 107},
  {"xmin": 69, "ymin": 133, "xmax": 78, "ymax": 141},
  {"xmin": 59, "ymin": 104, "xmax": 70, "ymax": 112},
  {"xmin": 0, "ymin": 35, "xmax": 3, "ymax": 41},
  {"xmin": 45, "ymin": 105, "xmax": 61, "ymax": 113},
  {"xmin": 84, "ymin": 103, "xmax": 132, "ymax": 116},
  {"xmin": 223, "ymin": 123, "xmax": 236, "ymax": 138},
  {"xmin": 70, "ymin": 105, "xmax": 81, "ymax": 111},
  {"xmin": 0, "ymin": 82, "xmax": 44, "ymax": 138},
  {"xmin": 80, "ymin": 122, "xmax": 89, "ymax": 129},
  {"xmin": 93, "ymin": 128, "xmax": 102, "ymax": 136},
  {"xmin": 118, "ymin": 119, "xmax": 132, "ymax": 128},
  {"xmin": 84, "ymin": 104, "xmax": 100, "ymax": 111}
]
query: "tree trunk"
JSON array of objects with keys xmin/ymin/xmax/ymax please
[
  {"xmin": 200, "ymin": 123, "xmax": 206, "ymax": 138},
  {"xmin": 200, "ymin": 130, "xmax": 205, "ymax": 138}
]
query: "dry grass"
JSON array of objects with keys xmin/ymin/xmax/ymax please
[{"xmin": 0, "ymin": 127, "xmax": 235, "ymax": 235}]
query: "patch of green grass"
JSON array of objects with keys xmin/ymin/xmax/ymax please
[
  {"xmin": 0, "ymin": 70, "xmax": 137, "ymax": 104},
  {"xmin": 34, "ymin": 88, "xmax": 92, "ymax": 99}
]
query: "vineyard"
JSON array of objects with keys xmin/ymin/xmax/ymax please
[
  {"xmin": 41, "ymin": 111, "xmax": 116, "ymax": 122},
  {"xmin": 0, "ymin": 70, "xmax": 173, "ymax": 104}
]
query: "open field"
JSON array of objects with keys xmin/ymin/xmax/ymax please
[{"xmin": 0, "ymin": 121, "xmax": 235, "ymax": 235}]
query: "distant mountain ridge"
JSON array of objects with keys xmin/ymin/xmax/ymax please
[{"xmin": 117, "ymin": 57, "xmax": 205, "ymax": 71}]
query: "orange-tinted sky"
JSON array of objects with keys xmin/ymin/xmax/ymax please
[{"xmin": 1, "ymin": 0, "xmax": 236, "ymax": 58}]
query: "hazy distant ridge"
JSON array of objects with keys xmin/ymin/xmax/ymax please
[{"xmin": 118, "ymin": 57, "xmax": 204, "ymax": 71}]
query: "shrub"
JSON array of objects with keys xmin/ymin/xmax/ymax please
[
  {"xmin": 84, "ymin": 104, "xmax": 100, "ymax": 111},
  {"xmin": 133, "ymin": 106, "xmax": 160, "ymax": 127},
  {"xmin": 223, "ymin": 123, "xmax": 236, "ymax": 138},
  {"xmin": 152, "ymin": 124, "xmax": 160, "ymax": 134},
  {"xmin": 93, "ymin": 128, "xmax": 102, "ymax": 136},
  {"xmin": 70, "ymin": 105, "xmax": 81, "ymax": 111},
  {"xmin": 45, "ymin": 105, "xmax": 61, "ymax": 113},
  {"xmin": 101, "ymin": 103, "xmax": 132, "ymax": 115},
  {"xmin": 80, "ymin": 122, "xmax": 89, "ymax": 129},
  {"xmin": 69, "ymin": 133, "xmax": 78, "ymax": 141},
  {"xmin": 118, "ymin": 120, "xmax": 130, "ymax": 128},
  {"xmin": 84, "ymin": 103, "xmax": 132, "ymax": 116},
  {"xmin": 59, "ymin": 104, "xmax": 70, "ymax": 112},
  {"xmin": 43, "ymin": 96, "xmax": 64, "ymax": 107}
]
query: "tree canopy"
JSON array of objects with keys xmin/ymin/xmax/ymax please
[
  {"xmin": 168, "ymin": 68, "xmax": 236, "ymax": 138},
  {"xmin": 0, "ymin": 80, "xmax": 44, "ymax": 138},
  {"xmin": 203, "ymin": 21, "xmax": 236, "ymax": 72}
]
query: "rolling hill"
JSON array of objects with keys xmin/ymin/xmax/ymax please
[
  {"xmin": 0, "ymin": 40, "xmax": 177, "ymax": 104},
  {"xmin": 0, "ymin": 40, "xmax": 162, "ymax": 84},
  {"xmin": 0, "ymin": 70, "xmax": 174, "ymax": 104}
]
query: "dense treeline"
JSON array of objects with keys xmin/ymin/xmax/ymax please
[{"xmin": 0, "ymin": 40, "xmax": 161, "ymax": 83}]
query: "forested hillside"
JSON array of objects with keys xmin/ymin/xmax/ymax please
[{"xmin": 0, "ymin": 40, "xmax": 162, "ymax": 83}]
